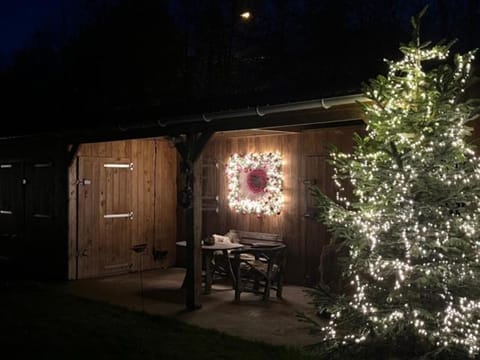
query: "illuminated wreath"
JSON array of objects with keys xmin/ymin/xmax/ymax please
[
  {"xmin": 247, "ymin": 168, "xmax": 268, "ymax": 193},
  {"xmin": 226, "ymin": 152, "xmax": 283, "ymax": 216}
]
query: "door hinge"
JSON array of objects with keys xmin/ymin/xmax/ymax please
[
  {"xmin": 103, "ymin": 211, "xmax": 134, "ymax": 220},
  {"xmin": 76, "ymin": 179, "xmax": 91, "ymax": 185},
  {"xmin": 103, "ymin": 163, "xmax": 134, "ymax": 171},
  {"xmin": 303, "ymin": 179, "xmax": 316, "ymax": 186},
  {"xmin": 76, "ymin": 249, "xmax": 88, "ymax": 257}
]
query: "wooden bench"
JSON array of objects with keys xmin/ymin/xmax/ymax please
[
  {"xmin": 231, "ymin": 230, "xmax": 283, "ymax": 246},
  {"xmin": 211, "ymin": 230, "xmax": 283, "ymax": 282}
]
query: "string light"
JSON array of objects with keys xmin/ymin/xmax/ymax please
[
  {"xmin": 314, "ymin": 26, "xmax": 480, "ymax": 356},
  {"xmin": 226, "ymin": 152, "xmax": 283, "ymax": 216}
]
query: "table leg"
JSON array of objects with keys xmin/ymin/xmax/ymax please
[
  {"xmin": 234, "ymin": 253, "xmax": 241, "ymax": 301},
  {"xmin": 223, "ymin": 249, "xmax": 236, "ymax": 288},
  {"xmin": 204, "ymin": 251, "xmax": 213, "ymax": 294},
  {"xmin": 181, "ymin": 268, "xmax": 188, "ymax": 289}
]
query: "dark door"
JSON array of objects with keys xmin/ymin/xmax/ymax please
[
  {"xmin": 0, "ymin": 160, "xmax": 58, "ymax": 277},
  {"xmin": 0, "ymin": 162, "xmax": 24, "ymax": 267},
  {"xmin": 24, "ymin": 161, "xmax": 57, "ymax": 277}
]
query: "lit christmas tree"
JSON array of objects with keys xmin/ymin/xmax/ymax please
[{"xmin": 309, "ymin": 9, "xmax": 480, "ymax": 358}]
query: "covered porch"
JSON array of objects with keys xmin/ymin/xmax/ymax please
[
  {"xmin": 66, "ymin": 267, "xmax": 320, "ymax": 347},
  {"xmin": 66, "ymin": 94, "xmax": 367, "ymax": 311}
]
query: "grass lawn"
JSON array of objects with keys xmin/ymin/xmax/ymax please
[{"xmin": 0, "ymin": 282, "xmax": 318, "ymax": 360}]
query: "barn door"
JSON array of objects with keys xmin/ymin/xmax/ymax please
[
  {"xmin": 302, "ymin": 154, "xmax": 335, "ymax": 286},
  {"xmin": 0, "ymin": 162, "xmax": 24, "ymax": 266},
  {"xmin": 77, "ymin": 157, "xmax": 134, "ymax": 278},
  {"xmin": 24, "ymin": 161, "xmax": 57, "ymax": 276}
]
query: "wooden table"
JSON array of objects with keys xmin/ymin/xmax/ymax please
[{"xmin": 176, "ymin": 241, "xmax": 244, "ymax": 294}]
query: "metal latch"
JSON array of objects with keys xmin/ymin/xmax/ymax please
[{"xmin": 76, "ymin": 179, "xmax": 91, "ymax": 185}]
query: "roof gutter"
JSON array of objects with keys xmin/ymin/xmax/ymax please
[
  {"xmin": 0, "ymin": 94, "xmax": 369, "ymax": 141},
  {"xmin": 124, "ymin": 93, "xmax": 369, "ymax": 130}
]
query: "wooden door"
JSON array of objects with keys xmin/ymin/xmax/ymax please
[
  {"xmin": 302, "ymin": 154, "xmax": 335, "ymax": 286},
  {"xmin": 201, "ymin": 155, "xmax": 219, "ymax": 237},
  {"xmin": 77, "ymin": 157, "xmax": 134, "ymax": 278},
  {"xmin": 24, "ymin": 161, "xmax": 57, "ymax": 276},
  {"xmin": 0, "ymin": 162, "xmax": 24, "ymax": 266}
]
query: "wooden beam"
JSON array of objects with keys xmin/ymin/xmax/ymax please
[
  {"xmin": 67, "ymin": 143, "xmax": 80, "ymax": 167},
  {"xmin": 173, "ymin": 131, "xmax": 212, "ymax": 311},
  {"xmin": 183, "ymin": 200, "xmax": 202, "ymax": 310},
  {"xmin": 172, "ymin": 136, "xmax": 188, "ymax": 161},
  {"xmin": 193, "ymin": 157, "xmax": 203, "ymax": 301},
  {"xmin": 192, "ymin": 131, "xmax": 214, "ymax": 162}
]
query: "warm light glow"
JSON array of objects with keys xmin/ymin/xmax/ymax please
[
  {"xmin": 226, "ymin": 152, "xmax": 283, "ymax": 216},
  {"xmin": 240, "ymin": 11, "xmax": 251, "ymax": 20},
  {"xmin": 310, "ymin": 20, "xmax": 480, "ymax": 357}
]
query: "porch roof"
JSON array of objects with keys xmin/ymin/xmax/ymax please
[{"xmin": 0, "ymin": 93, "xmax": 368, "ymax": 144}]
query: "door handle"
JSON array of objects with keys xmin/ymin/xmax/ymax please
[{"xmin": 103, "ymin": 211, "xmax": 134, "ymax": 220}]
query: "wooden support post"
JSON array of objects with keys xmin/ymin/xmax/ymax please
[
  {"xmin": 173, "ymin": 131, "xmax": 213, "ymax": 311},
  {"xmin": 193, "ymin": 156, "xmax": 204, "ymax": 294},
  {"xmin": 67, "ymin": 143, "xmax": 80, "ymax": 167},
  {"xmin": 184, "ymin": 183, "xmax": 202, "ymax": 310}
]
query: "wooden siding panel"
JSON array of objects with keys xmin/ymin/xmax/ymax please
[
  {"xmin": 154, "ymin": 140, "xmax": 177, "ymax": 268},
  {"xmin": 77, "ymin": 157, "xmax": 100, "ymax": 278},
  {"xmin": 68, "ymin": 158, "xmax": 77, "ymax": 279},
  {"xmin": 300, "ymin": 126, "xmax": 362, "ymax": 285},
  {"xmin": 131, "ymin": 140, "xmax": 156, "ymax": 271},
  {"xmin": 77, "ymin": 156, "xmax": 133, "ymax": 278},
  {"xmin": 130, "ymin": 140, "xmax": 140, "ymax": 271},
  {"xmin": 102, "ymin": 162, "xmax": 132, "ymax": 274},
  {"xmin": 201, "ymin": 125, "xmax": 364, "ymax": 285},
  {"xmin": 74, "ymin": 139, "xmax": 177, "ymax": 278}
]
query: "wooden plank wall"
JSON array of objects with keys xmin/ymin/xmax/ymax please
[
  {"xmin": 154, "ymin": 140, "xmax": 178, "ymax": 268},
  {"xmin": 68, "ymin": 160, "xmax": 77, "ymax": 279},
  {"xmin": 69, "ymin": 138, "xmax": 177, "ymax": 279},
  {"xmin": 299, "ymin": 126, "xmax": 365, "ymax": 285},
  {"xmin": 200, "ymin": 125, "xmax": 364, "ymax": 284}
]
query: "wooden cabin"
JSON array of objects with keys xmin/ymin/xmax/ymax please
[
  {"xmin": 3, "ymin": 93, "xmax": 479, "ymax": 308},
  {"xmin": 63, "ymin": 124, "xmax": 363, "ymax": 285},
  {"xmin": 0, "ymin": 94, "xmax": 375, "ymax": 307},
  {"xmin": 0, "ymin": 95, "xmax": 366, "ymax": 285}
]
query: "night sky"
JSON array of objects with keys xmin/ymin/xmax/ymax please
[
  {"xmin": 0, "ymin": 0, "xmax": 100, "ymax": 66},
  {"xmin": 0, "ymin": 0, "xmax": 178, "ymax": 63},
  {"xmin": 0, "ymin": 1, "xmax": 424, "ymax": 57},
  {"xmin": 1, "ymin": 0, "xmax": 480, "ymax": 135},
  {"xmin": 1, "ymin": 1, "xmax": 479, "ymax": 60},
  {"xmin": 0, "ymin": 0, "xmax": 63, "ymax": 59}
]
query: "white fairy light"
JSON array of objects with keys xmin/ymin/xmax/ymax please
[
  {"xmin": 226, "ymin": 152, "xmax": 283, "ymax": 216},
  {"xmin": 313, "ymin": 25, "xmax": 480, "ymax": 357}
]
